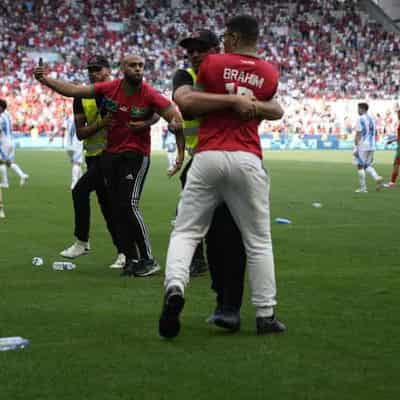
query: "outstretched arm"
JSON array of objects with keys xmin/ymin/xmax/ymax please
[{"xmin": 34, "ymin": 67, "xmax": 95, "ymax": 98}]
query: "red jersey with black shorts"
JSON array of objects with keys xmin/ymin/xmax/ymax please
[
  {"xmin": 93, "ymin": 79, "xmax": 171, "ymax": 155},
  {"xmin": 196, "ymin": 53, "xmax": 279, "ymax": 159}
]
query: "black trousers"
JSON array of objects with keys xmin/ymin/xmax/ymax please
[
  {"xmin": 180, "ymin": 158, "xmax": 247, "ymax": 311},
  {"xmin": 72, "ymin": 155, "xmax": 121, "ymax": 252},
  {"xmin": 101, "ymin": 151, "xmax": 151, "ymax": 260}
]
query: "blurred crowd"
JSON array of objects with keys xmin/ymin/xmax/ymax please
[
  {"xmin": 0, "ymin": 0, "xmax": 399, "ymax": 135},
  {"xmin": 261, "ymin": 98, "xmax": 399, "ymax": 144}
]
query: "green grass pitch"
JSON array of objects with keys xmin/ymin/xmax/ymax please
[{"xmin": 0, "ymin": 150, "xmax": 399, "ymax": 400}]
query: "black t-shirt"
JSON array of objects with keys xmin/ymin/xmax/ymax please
[
  {"xmin": 172, "ymin": 69, "xmax": 195, "ymax": 120},
  {"xmin": 73, "ymin": 95, "xmax": 107, "ymax": 118}
]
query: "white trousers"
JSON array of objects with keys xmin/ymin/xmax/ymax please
[{"xmin": 165, "ymin": 151, "xmax": 277, "ymax": 309}]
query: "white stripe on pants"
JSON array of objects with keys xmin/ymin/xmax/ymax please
[{"xmin": 165, "ymin": 151, "xmax": 277, "ymax": 310}]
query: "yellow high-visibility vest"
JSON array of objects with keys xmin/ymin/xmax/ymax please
[
  {"xmin": 82, "ymin": 98, "xmax": 106, "ymax": 157},
  {"xmin": 183, "ymin": 68, "xmax": 200, "ymax": 153}
]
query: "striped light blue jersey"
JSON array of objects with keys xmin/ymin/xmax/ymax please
[
  {"xmin": 356, "ymin": 114, "xmax": 376, "ymax": 151},
  {"xmin": 64, "ymin": 116, "xmax": 81, "ymax": 150},
  {"xmin": 0, "ymin": 111, "xmax": 13, "ymax": 138}
]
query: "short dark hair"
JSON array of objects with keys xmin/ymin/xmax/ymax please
[
  {"xmin": 358, "ymin": 102, "xmax": 369, "ymax": 112},
  {"xmin": 0, "ymin": 99, "xmax": 7, "ymax": 110},
  {"xmin": 226, "ymin": 15, "xmax": 259, "ymax": 43}
]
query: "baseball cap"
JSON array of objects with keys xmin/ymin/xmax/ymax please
[
  {"xmin": 86, "ymin": 55, "xmax": 110, "ymax": 69},
  {"xmin": 179, "ymin": 30, "xmax": 219, "ymax": 50}
]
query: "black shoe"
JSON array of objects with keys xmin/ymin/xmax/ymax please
[
  {"xmin": 120, "ymin": 259, "xmax": 139, "ymax": 277},
  {"xmin": 256, "ymin": 316, "xmax": 286, "ymax": 335},
  {"xmin": 206, "ymin": 305, "xmax": 223, "ymax": 324},
  {"xmin": 134, "ymin": 258, "xmax": 161, "ymax": 277},
  {"xmin": 159, "ymin": 286, "xmax": 185, "ymax": 339},
  {"xmin": 190, "ymin": 258, "xmax": 208, "ymax": 277},
  {"xmin": 213, "ymin": 309, "xmax": 241, "ymax": 332}
]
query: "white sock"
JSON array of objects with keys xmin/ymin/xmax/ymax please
[
  {"xmin": 10, "ymin": 163, "xmax": 26, "ymax": 178},
  {"xmin": 365, "ymin": 166, "xmax": 380, "ymax": 181},
  {"xmin": 358, "ymin": 169, "xmax": 366, "ymax": 190},
  {"xmin": 71, "ymin": 164, "xmax": 82, "ymax": 189},
  {"xmin": 0, "ymin": 164, "xmax": 8, "ymax": 185},
  {"xmin": 256, "ymin": 306, "xmax": 274, "ymax": 318},
  {"xmin": 76, "ymin": 238, "xmax": 89, "ymax": 247}
]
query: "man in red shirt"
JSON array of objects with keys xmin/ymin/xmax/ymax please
[
  {"xmin": 34, "ymin": 55, "xmax": 185, "ymax": 277},
  {"xmin": 159, "ymin": 15, "xmax": 286, "ymax": 338}
]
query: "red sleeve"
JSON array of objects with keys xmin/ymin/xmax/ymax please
[
  {"xmin": 262, "ymin": 64, "xmax": 279, "ymax": 101},
  {"xmin": 146, "ymin": 84, "xmax": 171, "ymax": 111},
  {"xmin": 93, "ymin": 80, "xmax": 117, "ymax": 96}
]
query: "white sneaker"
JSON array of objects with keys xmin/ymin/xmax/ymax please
[
  {"xmin": 376, "ymin": 177, "xmax": 383, "ymax": 192},
  {"xmin": 355, "ymin": 188, "xmax": 368, "ymax": 193},
  {"xmin": 109, "ymin": 253, "xmax": 126, "ymax": 269},
  {"xmin": 383, "ymin": 182, "xmax": 395, "ymax": 188},
  {"xmin": 60, "ymin": 241, "xmax": 90, "ymax": 258},
  {"xmin": 0, "ymin": 182, "xmax": 9, "ymax": 189},
  {"xmin": 0, "ymin": 208, "xmax": 5, "ymax": 218},
  {"xmin": 20, "ymin": 174, "xmax": 29, "ymax": 186}
]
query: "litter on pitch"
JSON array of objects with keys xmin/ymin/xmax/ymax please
[
  {"xmin": 32, "ymin": 257, "xmax": 44, "ymax": 266},
  {"xmin": 312, "ymin": 202, "xmax": 323, "ymax": 208},
  {"xmin": 0, "ymin": 337, "xmax": 30, "ymax": 352},
  {"xmin": 275, "ymin": 218, "xmax": 292, "ymax": 224}
]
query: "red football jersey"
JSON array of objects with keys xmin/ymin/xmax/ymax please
[
  {"xmin": 94, "ymin": 79, "xmax": 171, "ymax": 154},
  {"xmin": 196, "ymin": 53, "xmax": 279, "ymax": 158}
]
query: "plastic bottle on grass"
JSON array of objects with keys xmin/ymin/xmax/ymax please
[
  {"xmin": 275, "ymin": 218, "xmax": 292, "ymax": 224},
  {"xmin": 0, "ymin": 337, "xmax": 30, "ymax": 351},
  {"xmin": 52, "ymin": 262, "xmax": 76, "ymax": 271}
]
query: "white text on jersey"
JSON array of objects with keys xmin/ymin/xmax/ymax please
[{"xmin": 223, "ymin": 68, "xmax": 264, "ymax": 89}]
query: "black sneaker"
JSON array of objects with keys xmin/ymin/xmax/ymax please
[
  {"xmin": 213, "ymin": 309, "xmax": 241, "ymax": 332},
  {"xmin": 120, "ymin": 259, "xmax": 139, "ymax": 277},
  {"xmin": 159, "ymin": 286, "xmax": 185, "ymax": 338},
  {"xmin": 256, "ymin": 316, "xmax": 286, "ymax": 335},
  {"xmin": 206, "ymin": 305, "xmax": 223, "ymax": 324},
  {"xmin": 189, "ymin": 258, "xmax": 208, "ymax": 277},
  {"xmin": 134, "ymin": 259, "xmax": 161, "ymax": 277}
]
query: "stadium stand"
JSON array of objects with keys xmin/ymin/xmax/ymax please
[{"xmin": 0, "ymin": 0, "xmax": 399, "ymax": 138}]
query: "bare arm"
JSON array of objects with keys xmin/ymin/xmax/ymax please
[
  {"xmin": 127, "ymin": 113, "xmax": 161, "ymax": 133},
  {"xmin": 75, "ymin": 112, "xmax": 106, "ymax": 140},
  {"xmin": 355, "ymin": 131, "xmax": 361, "ymax": 146},
  {"xmin": 175, "ymin": 85, "xmax": 282, "ymax": 120},
  {"xmin": 254, "ymin": 98, "xmax": 284, "ymax": 121},
  {"xmin": 34, "ymin": 67, "xmax": 95, "ymax": 98},
  {"xmin": 158, "ymin": 104, "xmax": 185, "ymax": 177},
  {"xmin": 174, "ymin": 85, "xmax": 238, "ymax": 117}
]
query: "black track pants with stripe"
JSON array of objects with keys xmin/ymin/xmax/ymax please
[
  {"xmin": 102, "ymin": 151, "xmax": 152, "ymax": 260},
  {"xmin": 72, "ymin": 155, "xmax": 121, "ymax": 253}
]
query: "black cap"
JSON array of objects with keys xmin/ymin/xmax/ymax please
[
  {"xmin": 179, "ymin": 30, "xmax": 219, "ymax": 50},
  {"xmin": 86, "ymin": 55, "xmax": 110, "ymax": 69}
]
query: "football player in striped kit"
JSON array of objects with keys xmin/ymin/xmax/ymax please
[
  {"xmin": 353, "ymin": 102, "xmax": 383, "ymax": 193},
  {"xmin": 0, "ymin": 99, "xmax": 29, "ymax": 188}
]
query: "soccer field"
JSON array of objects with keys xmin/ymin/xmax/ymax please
[{"xmin": 0, "ymin": 150, "xmax": 399, "ymax": 400}]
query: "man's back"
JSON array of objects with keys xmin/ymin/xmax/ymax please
[
  {"xmin": 357, "ymin": 113, "xmax": 376, "ymax": 151},
  {"xmin": 196, "ymin": 53, "xmax": 278, "ymax": 158}
]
